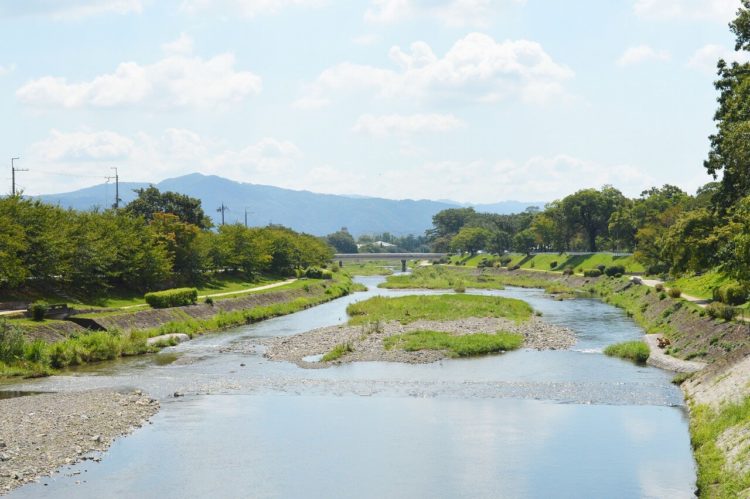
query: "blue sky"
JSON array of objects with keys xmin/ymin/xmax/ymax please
[{"xmin": 0, "ymin": 0, "xmax": 745, "ymax": 203}]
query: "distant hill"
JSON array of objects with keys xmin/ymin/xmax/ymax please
[{"xmin": 36, "ymin": 173, "xmax": 542, "ymax": 236}]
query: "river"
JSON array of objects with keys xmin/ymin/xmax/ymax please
[{"xmin": 5, "ymin": 276, "xmax": 696, "ymax": 498}]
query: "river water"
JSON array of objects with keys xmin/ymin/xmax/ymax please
[{"xmin": 6, "ymin": 276, "xmax": 696, "ymax": 498}]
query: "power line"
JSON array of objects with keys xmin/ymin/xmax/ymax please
[
  {"xmin": 217, "ymin": 203, "xmax": 229, "ymax": 226},
  {"xmin": 11, "ymin": 157, "xmax": 27, "ymax": 196}
]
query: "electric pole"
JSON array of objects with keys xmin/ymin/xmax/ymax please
[
  {"xmin": 106, "ymin": 167, "xmax": 121, "ymax": 209},
  {"xmin": 11, "ymin": 157, "xmax": 27, "ymax": 196},
  {"xmin": 244, "ymin": 207, "xmax": 253, "ymax": 228},
  {"xmin": 217, "ymin": 203, "xmax": 229, "ymax": 226}
]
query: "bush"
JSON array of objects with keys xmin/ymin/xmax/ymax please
[
  {"xmin": 304, "ymin": 267, "xmax": 333, "ymax": 279},
  {"xmin": 499, "ymin": 255, "xmax": 512, "ymax": 266},
  {"xmin": 596, "ymin": 264, "xmax": 606, "ymax": 272},
  {"xmin": 604, "ymin": 265, "xmax": 625, "ymax": 277},
  {"xmin": 550, "ymin": 261, "xmax": 558, "ymax": 269},
  {"xmin": 668, "ymin": 287, "xmax": 682, "ymax": 299},
  {"xmin": 29, "ymin": 301, "xmax": 48, "ymax": 321},
  {"xmin": 603, "ymin": 340, "xmax": 650, "ymax": 363},
  {"xmin": 204, "ymin": 296, "xmax": 214, "ymax": 306},
  {"xmin": 706, "ymin": 302, "xmax": 736, "ymax": 321},
  {"xmin": 477, "ymin": 258, "xmax": 493, "ymax": 268},
  {"xmin": 713, "ymin": 284, "xmax": 748, "ymax": 305},
  {"xmin": 654, "ymin": 283, "xmax": 664, "ymax": 292},
  {"xmin": 583, "ymin": 268, "xmax": 602, "ymax": 277},
  {"xmin": 562, "ymin": 267, "xmax": 574, "ymax": 276},
  {"xmin": 0, "ymin": 320, "xmax": 25, "ymax": 364},
  {"xmin": 144, "ymin": 288, "xmax": 198, "ymax": 309},
  {"xmin": 453, "ymin": 281, "xmax": 466, "ymax": 293}
]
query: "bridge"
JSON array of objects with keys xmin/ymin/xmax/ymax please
[{"xmin": 334, "ymin": 253, "xmax": 447, "ymax": 272}]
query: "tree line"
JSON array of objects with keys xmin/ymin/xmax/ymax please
[{"xmin": 0, "ymin": 186, "xmax": 333, "ymax": 297}]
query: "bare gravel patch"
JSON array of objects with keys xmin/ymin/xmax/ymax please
[
  {"xmin": 0, "ymin": 389, "xmax": 159, "ymax": 494},
  {"xmin": 258, "ymin": 317, "xmax": 576, "ymax": 368}
]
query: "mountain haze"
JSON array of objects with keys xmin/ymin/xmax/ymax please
[{"xmin": 37, "ymin": 173, "xmax": 541, "ymax": 236}]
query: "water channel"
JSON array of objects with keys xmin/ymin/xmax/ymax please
[{"xmin": 5, "ymin": 276, "xmax": 697, "ymax": 498}]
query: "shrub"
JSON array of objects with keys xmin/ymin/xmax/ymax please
[
  {"xmin": 583, "ymin": 268, "xmax": 602, "ymax": 277},
  {"xmin": 654, "ymin": 283, "xmax": 664, "ymax": 292},
  {"xmin": 204, "ymin": 297, "xmax": 214, "ymax": 306},
  {"xmin": 713, "ymin": 284, "xmax": 748, "ymax": 305},
  {"xmin": 604, "ymin": 265, "xmax": 625, "ymax": 277},
  {"xmin": 0, "ymin": 320, "xmax": 25, "ymax": 364},
  {"xmin": 29, "ymin": 301, "xmax": 48, "ymax": 321},
  {"xmin": 562, "ymin": 267, "xmax": 574, "ymax": 276},
  {"xmin": 304, "ymin": 267, "xmax": 333, "ymax": 279},
  {"xmin": 659, "ymin": 292, "xmax": 667, "ymax": 300},
  {"xmin": 529, "ymin": 261, "xmax": 536, "ymax": 268},
  {"xmin": 144, "ymin": 288, "xmax": 198, "ymax": 309},
  {"xmin": 668, "ymin": 287, "xmax": 682, "ymax": 299},
  {"xmin": 596, "ymin": 264, "xmax": 606, "ymax": 272},
  {"xmin": 706, "ymin": 302, "xmax": 736, "ymax": 321},
  {"xmin": 603, "ymin": 340, "xmax": 650, "ymax": 363},
  {"xmin": 550, "ymin": 261, "xmax": 558, "ymax": 269},
  {"xmin": 453, "ymin": 281, "xmax": 466, "ymax": 293},
  {"xmin": 499, "ymin": 255, "xmax": 512, "ymax": 266},
  {"xmin": 477, "ymin": 258, "xmax": 493, "ymax": 268}
]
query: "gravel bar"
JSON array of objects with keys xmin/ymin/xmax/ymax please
[
  {"xmin": 258, "ymin": 317, "xmax": 576, "ymax": 368},
  {"xmin": 0, "ymin": 389, "xmax": 159, "ymax": 494}
]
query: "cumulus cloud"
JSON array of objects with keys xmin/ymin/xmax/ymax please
[
  {"xmin": 180, "ymin": 0, "xmax": 326, "ymax": 17},
  {"xmin": 17, "ymin": 49, "xmax": 262, "ymax": 109},
  {"xmin": 617, "ymin": 45, "xmax": 671, "ymax": 67},
  {"xmin": 633, "ymin": 0, "xmax": 740, "ymax": 22},
  {"xmin": 687, "ymin": 43, "xmax": 750, "ymax": 73},
  {"xmin": 365, "ymin": 0, "xmax": 524, "ymax": 28},
  {"xmin": 296, "ymin": 33, "xmax": 574, "ymax": 108},
  {"xmin": 353, "ymin": 113, "xmax": 465, "ymax": 137},
  {"xmin": 0, "ymin": 0, "xmax": 142, "ymax": 19},
  {"xmin": 26, "ymin": 129, "xmax": 302, "ymax": 194}
]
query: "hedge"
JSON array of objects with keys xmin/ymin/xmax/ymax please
[
  {"xmin": 144, "ymin": 288, "xmax": 198, "ymax": 309},
  {"xmin": 583, "ymin": 268, "xmax": 602, "ymax": 277},
  {"xmin": 604, "ymin": 265, "xmax": 625, "ymax": 277}
]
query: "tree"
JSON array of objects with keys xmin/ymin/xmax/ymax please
[
  {"xmin": 125, "ymin": 186, "xmax": 212, "ymax": 229},
  {"xmin": 326, "ymin": 228, "xmax": 358, "ymax": 253},
  {"xmin": 150, "ymin": 213, "xmax": 208, "ymax": 283},
  {"xmin": 450, "ymin": 227, "xmax": 491, "ymax": 255},
  {"xmin": 561, "ymin": 187, "xmax": 626, "ymax": 252},
  {"xmin": 513, "ymin": 228, "xmax": 537, "ymax": 255},
  {"xmin": 662, "ymin": 209, "xmax": 724, "ymax": 274}
]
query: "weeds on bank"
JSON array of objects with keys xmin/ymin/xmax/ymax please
[
  {"xmin": 383, "ymin": 330, "xmax": 523, "ymax": 357},
  {"xmin": 603, "ymin": 340, "xmax": 650, "ymax": 363}
]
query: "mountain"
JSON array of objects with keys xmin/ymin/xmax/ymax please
[{"xmin": 36, "ymin": 173, "xmax": 542, "ymax": 236}]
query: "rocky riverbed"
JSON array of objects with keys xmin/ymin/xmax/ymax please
[
  {"xmin": 0, "ymin": 390, "xmax": 159, "ymax": 495},
  {"xmin": 257, "ymin": 317, "xmax": 576, "ymax": 368}
]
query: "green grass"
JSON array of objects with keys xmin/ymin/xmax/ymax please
[
  {"xmin": 690, "ymin": 397, "xmax": 750, "ymax": 497},
  {"xmin": 383, "ymin": 330, "xmax": 523, "ymax": 357},
  {"xmin": 346, "ymin": 294, "xmax": 533, "ymax": 325},
  {"xmin": 667, "ymin": 271, "xmax": 735, "ymax": 301},
  {"xmin": 322, "ymin": 342, "xmax": 353, "ymax": 362},
  {"xmin": 340, "ymin": 260, "xmax": 401, "ymax": 276},
  {"xmin": 451, "ymin": 252, "xmax": 644, "ymax": 273},
  {"xmin": 381, "ymin": 266, "xmax": 507, "ymax": 290},
  {"xmin": 603, "ymin": 340, "xmax": 650, "ymax": 363}
]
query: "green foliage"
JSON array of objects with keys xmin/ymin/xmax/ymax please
[
  {"xmin": 0, "ymin": 320, "xmax": 24, "ymax": 364},
  {"xmin": 144, "ymin": 288, "xmax": 198, "ymax": 308},
  {"xmin": 125, "ymin": 186, "xmax": 212, "ymax": 229},
  {"xmin": 347, "ymin": 294, "xmax": 533, "ymax": 325},
  {"xmin": 326, "ymin": 228, "xmax": 358, "ymax": 254},
  {"xmin": 706, "ymin": 302, "xmax": 737, "ymax": 321},
  {"xmin": 453, "ymin": 280, "xmax": 466, "ymax": 293},
  {"xmin": 381, "ymin": 266, "xmax": 506, "ymax": 290},
  {"xmin": 384, "ymin": 330, "xmax": 524, "ymax": 357},
  {"xmin": 29, "ymin": 301, "xmax": 48, "ymax": 321},
  {"xmin": 668, "ymin": 287, "xmax": 682, "ymax": 298},
  {"xmin": 713, "ymin": 283, "xmax": 748, "ymax": 305},
  {"xmin": 322, "ymin": 342, "xmax": 353, "ymax": 362},
  {"xmin": 604, "ymin": 265, "xmax": 625, "ymax": 277},
  {"xmin": 450, "ymin": 227, "xmax": 493, "ymax": 255},
  {"xmin": 583, "ymin": 268, "xmax": 602, "ymax": 277},
  {"xmin": 603, "ymin": 340, "xmax": 650, "ymax": 363},
  {"xmin": 305, "ymin": 267, "xmax": 333, "ymax": 279}
]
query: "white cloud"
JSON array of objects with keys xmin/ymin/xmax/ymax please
[
  {"xmin": 27, "ymin": 129, "xmax": 302, "ymax": 194},
  {"xmin": 687, "ymin": 43, "xmax": 750, "ymax": 73},
  {"xmin": 633, "ymin": 0, "xmax": 740, "ymax": 22},
  {"xmin": 180, "ymin": 0, "xmax": 326, "ymax": 18},
  {"xmin": 617, "ymin": 45, "xmax": 671, "ymax": 67},
  {"xmin": 353, "ymin": 113, "xmax": 465, "ymax": 137},
  {"xmin": 31, "ymin": 129, "xmax": 135, "ymax": 162},
  {"xmin": 365, "ymin": 0, "xmax": 524, "ymax": 28},
  {"xmin": 17, "ymin": 50, "xmax": 262, "ymax": 109},
  {"xmin": 297, "ymin": 33, "xmax": 574, "ymax": 108},
  {"xmin": 162, "ymin": 33, "xmax": 194, "ymax": 56},
  {"xmin": 0, "ymin": 0, "xmax": 142, "ymax": 19}
]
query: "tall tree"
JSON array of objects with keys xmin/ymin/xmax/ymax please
[{"xmin": 125, "ymin": 186, "xmax": 213, "ymax": 229}]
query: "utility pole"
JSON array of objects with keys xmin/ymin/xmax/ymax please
[
  {"xmin": 11, "ymin": 157, "xmax": 27, "ymax": 196},
  {"xmin": 244, "ymin": 207, "xmax": 253, "ymax": 228},
  {"xmin": 217, "ymin": 203, "xmax": 229, "ymax": 226},
  {"xmin": 106, "ymin": 167, "xmax": 121, "ymax": 209}
]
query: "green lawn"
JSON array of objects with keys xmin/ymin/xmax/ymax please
[
  {"xmin": 383, "ymin": 330, "xmax": 524, "ymax": 357},
  {"xmin": 346, "ymin": 294, "xmax": 533, "ymax": 325},
  {"xmin": 666, "ymin": 271, "xmax": 734, "ymax": 300},
  {"xmin": 451, "ymin": 252, "xmax": 644, "ymax": 273}
]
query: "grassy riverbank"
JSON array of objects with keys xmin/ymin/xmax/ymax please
[
  {"xmin": 450, "ymin": 252, "xmax": 644, "ymax": 273},
  {"xmin": 0, "ymin": 273, "xmax": 360, "ymax": 379},
  {"xmin": 603, "ymin": 340, "xmax": 650, "ymax": 363},
  {"xmin": 383, "ymin": 330, "xmax": 524, "ymax": 357}
]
